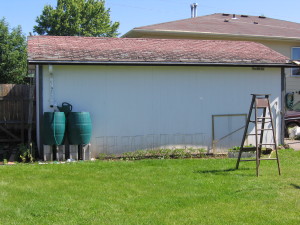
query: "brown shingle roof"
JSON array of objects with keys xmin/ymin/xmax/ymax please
[
  {"xmin": 28, "ymin": 36, "xmax": 289, "ymax": 65},
  {"xmin": 124, "ymin": 13, "xmax": 300, "ymax": 40}
]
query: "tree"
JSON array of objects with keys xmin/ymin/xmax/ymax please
[
  {"xmin": 0, "ymin": 18, "xmax": 27, "ymax": 84},
  {"xmin": 33, "ymin": 0, "xmax": 119, "ymax": 37}
]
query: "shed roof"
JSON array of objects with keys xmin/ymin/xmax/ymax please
[
  {"xmin": 123, "ymin": 13, "xmax": 300, "ymax": 41},
  {"xmin": 28, "ymin": 36, "xmax": 290, "ymax": 66}
]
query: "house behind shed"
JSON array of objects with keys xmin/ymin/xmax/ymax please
[{"xmin": 28, "ymin": 36, "xmax": 291, "ymax": 157}]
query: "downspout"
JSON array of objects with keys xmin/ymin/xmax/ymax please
[
  {"xmin": 35, "ymin": 65, "xmax": 39, "ymax": 153},
  {"xmin": 36, "ymin": 65, "xmax": 43, "ymax": 157},
  {"xmin": 281, "ymin": 67, "xmax": 286, "ymax": 144},
  {"xmin": 49, "ymin": 65, "xmax": 57, "ymax": 109}
]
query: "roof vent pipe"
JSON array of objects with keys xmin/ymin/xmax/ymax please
[
  {"xmin": 190, "ymin": 3, "xmax": 198, "ymax": 18},
  {"xmin": 194, "ymin": 3, "xmax": 198, "ymax": 17}
]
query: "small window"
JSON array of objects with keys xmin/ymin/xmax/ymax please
[{"xmin": 292, "ymin": 47, "xmax": 300, "ymax": 76}]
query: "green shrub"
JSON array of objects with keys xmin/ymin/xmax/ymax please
[{"xmin": 18, "ymin": 144, "xmax": 34, "ymax": 163}]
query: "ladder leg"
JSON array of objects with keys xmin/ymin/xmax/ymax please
[
  {"xmin": 267, "ymin": 99, "xmax": 281, "ymax": 175},
  {"xmin": 256, "ymin": 155, "xmax": 259, "ymax": 176},
  {"xmin": 255, "ymin": 101, "xmax": 259, "ymax": 177},
  {"xmin": 236, "ymin": 96, "xmax": 255, "ymax": 169},
  {"xmin": 274, "ymin": 148, "xmax": 281, "ymax": 175}
]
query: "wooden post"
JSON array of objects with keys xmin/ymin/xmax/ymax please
[
  {"xmin": 28, "ymin": 83, "xmax": 35, "ymax": 144},
  {"xmin": 21, "ymin": 99, "xmax": 24, "ymax": 143},
  {"xmin": 211, "ymin": 115, "xmax": 215, "ymax": 154},
  {"xmin": 27, "ymin": 81, "xmax": 35, "ymax": 159}
]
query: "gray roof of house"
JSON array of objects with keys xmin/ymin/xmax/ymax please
[{"xmin": 123, "ymin": 13, "xmax": 300, "ymax": 41}]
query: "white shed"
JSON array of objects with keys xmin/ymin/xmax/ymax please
[{"xmin": 28, "ymin": 36, "xmax": 291, "ymax": 157}]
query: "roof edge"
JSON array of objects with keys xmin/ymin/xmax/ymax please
[
  {"xmin": 28, "ymin": 60, "xmax": 293, "ymax": 68},
  {"xmin": 123, "ymin": 29, "xmax": 300, "ymax": 42}
]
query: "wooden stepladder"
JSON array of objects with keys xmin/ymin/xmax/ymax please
[{"xmin": 236, "ymin": 94, "xmax": 281, "ymax": 176}]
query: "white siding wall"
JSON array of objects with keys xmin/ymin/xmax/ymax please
[
  {"xmin": 42, "ymin": 65, "xmax": 281, "ymax": 156},
  {"xmin": 134, "ymin": 34, "xmax": 300, "ymax": 103}
]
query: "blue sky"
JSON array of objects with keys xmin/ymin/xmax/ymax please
[{"xmin": 0, "ymin": 0, "xmax": 299, "ymax": 36}]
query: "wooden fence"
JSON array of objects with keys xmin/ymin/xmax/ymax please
[{"xmin": 0, "ymin": 84, "xmax": 35, "ymax": 143}]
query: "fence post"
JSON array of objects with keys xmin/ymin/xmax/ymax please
[{"xmin": 21, "ymin": 99, "xmax": 24, "ymax": 143}]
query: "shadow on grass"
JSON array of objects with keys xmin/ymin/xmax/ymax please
[
  {"xmin": 290, "ymin": 183, "xmax": 300, "ymax": 189},
  {"xmin": 194, "ymin": 167, "xmax": 250, "ymax": 175}
]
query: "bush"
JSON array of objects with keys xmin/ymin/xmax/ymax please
[{"xmin": 18, "ymin": 144, "xmax": 34, "ymax": 163}]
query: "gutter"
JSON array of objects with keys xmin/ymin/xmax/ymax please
[
  {"xmin": 123, "ymin": 29, "xmax": 300, "ymax": 42},
  {"xmin": 293, "ymin": 60, "xmax": 300, "ymax": 65},
  {"xmin": 28, "ymin": 60, "xmax": 294, "ymax": 68}
]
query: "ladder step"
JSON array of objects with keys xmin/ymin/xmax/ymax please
[
  {"xmin": 257, "ymin": 117, "xmax": 271, "ymax": 119},
  {"xmin": 259, "ymin": 158, "xmax": 278, "ymax": 161},
  {"xmin": 249, "ymin": 120, "xmax": 271, "ymax": 123},
  {"xmin": 252, "ymin": 94, "xmax": 270, "ymax": 97},
  {"xmin": 246, "ymin": 134, "xmax": 261, "ymax": 136},
  {"xmin": 258, "ymin": 143, "xmax": 276, "ymax": 146},
  {"xmin": 240, "ymin": 158, "xmax": 278, "ymax": 162},
  {"xmin": 257, "ymin": 128, "xmax": 273, "ymax": 131},
  {"xmin": 253, "ymin": 106, "xmax": 268, "ymax": 109}
]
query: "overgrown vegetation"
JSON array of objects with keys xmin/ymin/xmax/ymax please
[
  {"xmin": 0, "ymin": 143, "xmax": 35, "ymax": 164},
  {"xmin": 0, "ymin": 149, "xmax": 299, "ymax": 224},
  {"xmin": 18, "ymin": 144, "xmax": 34, "ymax": 163},
  {"xmin": 98, "ymin": 148, "xmax": 211, "ymax": 160}
]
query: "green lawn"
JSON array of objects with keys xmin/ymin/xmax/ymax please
[{"xmin": 0, "ymin": 149, "xmax": 299, "ymax": 225}]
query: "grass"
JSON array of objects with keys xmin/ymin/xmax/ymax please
[{"xmin": 0, "ymin": 149, "xmax": 299, "ymax": 225}]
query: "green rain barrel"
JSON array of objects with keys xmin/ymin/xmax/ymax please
[
  {"xmin": 67, "ymin": 112, "xmax": 92, "ymax": 145},
  {"xmin": 43, "ymin": 112, "xmax": 66, "ymax": 145}
]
